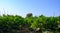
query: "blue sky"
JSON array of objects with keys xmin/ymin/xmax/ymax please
[{"xmin": 0, "ymin": 0, "xmax": 60, "ymax": 17}]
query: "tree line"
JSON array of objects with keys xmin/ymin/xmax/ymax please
[{"xmin": 0, "ymin": 13, "xmax": 60, "ymax": 33}]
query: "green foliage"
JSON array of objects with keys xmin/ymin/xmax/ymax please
[{"xmin": 0, "ymin": 14, "xmax": 60, "ymax": 33}]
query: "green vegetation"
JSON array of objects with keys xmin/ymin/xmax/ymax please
[{"xmin": 0, "ymin": 13, "xmax": 60, "ymax": 33}]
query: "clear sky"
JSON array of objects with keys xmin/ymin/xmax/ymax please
[{"xmin": 0, "ymin": 0, "xmax": 60, "ymax": 17}]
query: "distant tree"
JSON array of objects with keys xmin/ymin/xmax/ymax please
[{"xmin": 26, "ymin": 13, "xmax": 33, "ymax": 17}]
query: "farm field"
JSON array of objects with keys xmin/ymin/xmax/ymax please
[
  {"xmin": 0, "ymin": 14, "xmax": 60, "ymax": 33},
  {"xmin": 0, "ymin": 0, "xmax": 60, "ymax": 33}
]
